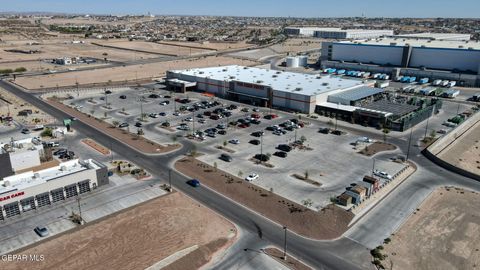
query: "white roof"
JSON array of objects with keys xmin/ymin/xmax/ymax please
[
  {"xmin": 169, "ymin": 65, "xmax": 364, "ymax": 97},
  {"xmin": 0, "ymin": 137, "xmax": 43, "ymax": 155},
  {"xmin": 317, "ymin": 102, "xmax": 358, "ymax": 112},
  {"xmin": 339, "ymin": 38, "xmax": 480, "ymax": 50},
  {"xmin": 392, "ymin": 32, "xmax": 471, "ymax": 40},
  {"xmin": 0, "ymin": 159, "xmax": 100, "ymax": 194}
]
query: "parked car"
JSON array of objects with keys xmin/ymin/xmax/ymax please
[
  {"xmin": 249, "ymin": 139, "xmax": 261, "ymax": 145},
  {"xmin": 229, "ymin": 139, "xmax": 240, "ymax": 145},
  {"xmin": 161, "ymin": 122, "xmax": 170, "ymax": 127},
  {"xmin": 274, "ymin": 151, "xmax": 288, "ymax": 158},
  {"xmin": 319, "ymin": 128, "xmax": 330, "ymax": 134},
  {"xmin": 119, "ymin": 95, "xmax": 127, "ymax": 99},
  {"xmin": 119, "ymin": 123, "xmax": 129, "ymax": 128},
  {"xmin": 34, "ymin": 226, "xmax": 49, "ymax": 237},
  {"xmin": 219, "ymin": 154, "xmax": 233, "ymax": 162},
  {"xmin": 277, "ymin": 144, "xmax": 292, "ymax": 152},
  {"xmin": 105, "ymin": 90, "xmax": 112, "ymax": 94},
  {"xmin": 374, "ymin": 170, "xmax": 393, "ymax": 180},
  {"xmin": 158, "ymin": 112, "xmax": 166, "ymax": 116},
  {"xmin": 186, "ymin": 179, "xmax": 200, "ymax": 187},
  {"xmin": 245, "ymin": 173, "xmax": 259, "ymax": 182},
  {"xmin": 149, "ymin": 113, "xmax": 158, "ymax": 118},
  {"xmin": 251, "ymin": 131, "xmax": 264, "ymax": 137},
  {"xmin": 44, "ymin": 141, "xmax": 60, "ymax": 147},
  {"xmin": 148, "ymin": 94, "xmax": 159, "ymax": 99},
  {"xmin": 159, "ymin": 100, "xmax": 170, "ymax": 105},
  {"xmin": 21, "ymin": 128, "xmax": 30, "ymax": 134},
  {"xmin": 135, "ymin": 122, "xmax": 143, "ymax": 127},
  {"xmin": 218, "ymin": 130, "xmax": 227, "ymax": 135},
  {"xmin": 184, "ymin": 117, "xmax": 193, "ymax": 122},
  {"xmin": 53, "ymin": 148, "xmax": 67, "ymax": 156}
]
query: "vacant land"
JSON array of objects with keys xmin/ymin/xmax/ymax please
[
  {"xmin": 0, "ymin": 41, "xmax": 159, "ymax": 63},
  {"xmin": 382, "ymin": 187, "xmax": 480, "ymax": 270},
  {"xmin": 270, "ymin": 38, "xmax": 323, "ymax": 54},
  {"xmin": 439, "ymin": 119, "xmax": 480, "ymax": 176},
  {"xmin": 175, "ymin": 156, "xmax": 354, "ymax": 240},
  {"xmin": 161, "ymin": 40, "xmax": 254, "ymax": 51},
  {"xmin": 15, "ymin": 56, "xmax": 259, "ymax": 90},
  {"xmin": 95, "ymin": 40, "xmax": 212, "ymax": 56},
  {"xmin": 0, "ymin": 86, "xmax": 54, "ymax": 125},
  {"xmin": 2, "ymin": 192, "xmax": 236, "ymax": 270}
]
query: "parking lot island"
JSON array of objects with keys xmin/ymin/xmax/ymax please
[
  {"xmin": 45, "ymin": 98, "xmax": 181, "ymax": 154},
  {"xmin": 175, "ymin": 156, "xmax": 354, "ymax": 240}
]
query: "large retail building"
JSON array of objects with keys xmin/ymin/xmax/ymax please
[{"xmin": 166, "ymin": 65, "xmax": 373, "ymax": 114}]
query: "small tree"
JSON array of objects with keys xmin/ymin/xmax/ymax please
[
  {"xmin": 213, "ymin": 162, "xmax": 218, "ymax": 172},
  {"xmin": 104, "ymin": 112, "xmax": 108, "ymax": 118},
  {"xmin": 112, "ymin": 120, "xmax": 119, "ymax": 127},
  {"xmin": 190, "ymin": 143, "xmax": 197, "ymax": 157},
  {"xmin": 171, "ymin": 135, "xmax": 178, "ymax": 143},
  {"xmin": 300, "ymin": 135, "xmax": 307, "ymax": 143},
  {"xmin": 238, "ymin": 170, "xmax": 243, "ymax": 178},
  {"xmin": 223, "ymin": 140, "xmax": 227, "ymax": 147},
  {"xmin": 304, "ymin": 170, "xmax": 309, "ymax": 180},
  {"xmin": 429, "ymin": 130, "xmax": 436, "ymax": 140},
  {"xmin": 90, "ymin": 110, "xmax": 95, "ymax": 116},
  {"xmin": 302, "ymin": 198, "xmax": 313, "ymax": 207},
  {"xmin": 121, "ymin": 107, "xmax": 126, "ymax": 113}
]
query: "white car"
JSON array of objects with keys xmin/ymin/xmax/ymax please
[
  {"xmin": 173, "ymin": 112, "xmax": 180, "ymax": 116},
  {"xmin": 245, "ymin": 173, "xmax": 259, "ymax": 182},
  {"xmin": 149, "ymin": 113, "xmax": 158, "ymax": 118},
  {"xmin": 374, "ymin": 170, "xmax": 393, "ymax": 180},
  {"xmin": 357, "ymin": 137, "xmax": 373, "ymax": 143},
  {"xmin": 229, "ymin": 139, "xmax": 240, "ymax": 145},
  {"xmin": 437, "ymin": 129, "xmax": 448, "ymax": 134},
  {"xmin": 184, "ymin": 117, "xmax": 193, "ymax": 122}
]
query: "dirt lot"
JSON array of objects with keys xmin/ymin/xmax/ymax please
[
  {"xmin": 14, "ymin": 56, "xmax": 259, "ymax": 90},
  {"xmin": 0, "ymin": 86, "xmax": 54, "ymax": 125},
  {"xmin": 270, "ymin": 38, "xmax": 323, "ymax": 54},
  {"xmin": 439, "ymin": 120, "xmax": 480, "ymax": 175},
  {"xmin": 0, "ymin": 41, "xmax": 159, "ymax": 63},
  {"xmin": 46, "ymin": 98, "xmax": 180, "ymax": 154},
  {"xmin": 95, "ymin": 40, "xmax": 212, "ymax": 56},
  {"xmin": 175, "ymin": 156, "xmax": 354, "ymax": 240},
  {"xmin": 382, "ymin": 187, "xmax": 480, "ymax": 270},
  {"xmin": 161, "ymin": 40, "xmax": 254, "ymax": 51},
  {"xmin": 1, "ymin": 192, "xmax": 236, "ymax": 270}
]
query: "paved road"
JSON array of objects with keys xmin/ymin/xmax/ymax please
[
  {"xmin": 0, "ymin": 80, "xmax": 371, "ymax": 269},
  {"xmin": 2, "ymin": 80, "xmax": 480, "ymax": 269}
]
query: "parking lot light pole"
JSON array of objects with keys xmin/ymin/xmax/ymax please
[
  {"xmin": 371, "ymin": 158, "xmax": 376, "ymax": 177},
  {"xmin": 406, "ymin": 126, "xmax": 413, "ymax": 161},
  {"xmin": 169, "ymin": 169, "xmax": 172, "ymax": 190},
  {"xmin": 423, "ymin": 115, "xmax": 430, "ymax": 140},
  {"xmin": 260, "ymin": 134, "xmax": 263, "ymax": 157},
  {"xmin": 283, "ymin": 226, "xmax": 288, "ymax": 260}
]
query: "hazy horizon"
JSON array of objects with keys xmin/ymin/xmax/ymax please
[{"xmin": 3, "ymin": 0, "xmax": 480, "ymax": 18}]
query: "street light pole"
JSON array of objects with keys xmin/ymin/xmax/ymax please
[
  {"xmin": 406, "ymin": 126, "xmax": 413, "ymax": 161},
  {"xmin": 77, "ymin": 196, "xmax": 83, "ymax": 224},
  {"xmin": 283, "ymin": 226, "xmax": 288, "ymax": 260},
  {"xmin": 423, "ymin": 114, "xmax": 430, "ymax": 140},
  {"xmin": 371, "ymin": 158, "xmax": 376, "ymax": 177},
  {"xmin": 168, "ymin": 169, "xmax": 172, "ymax": 190}
]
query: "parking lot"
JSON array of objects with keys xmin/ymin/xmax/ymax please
[{"xmin": 51, "ymin": 86, "xmax": 409, "ymax": 210}]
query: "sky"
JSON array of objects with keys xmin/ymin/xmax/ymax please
[{"xmin": 3, "ymin": 0, "xmax": 480, "ymax": 18}]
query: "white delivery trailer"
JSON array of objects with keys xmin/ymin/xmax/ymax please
[
  {"xmin": 447, "ymin": 81, "xmax": 457, "ymax": 88},
  {"xmin": 432, "ymin": 79, "xmax": 442, "ymax": 86},
  {"xmin": 376, "ymin": 81, "xmax": 390, "ymax": 88},
  {"xmin": 441, "ymin": 80, "xmax": 449, "ymax": 87}
]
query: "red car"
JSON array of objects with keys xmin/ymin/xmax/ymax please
[
  {"xmin": 251, "ymin": 113, "xmax": 261, "ymax": 119},
  {"xmin": 238, "ymin": 124, "xmax": 249, "ymax": 128},
  {"xmin": 264, "ymin": 114, "xmax": 278, "ymax": 120}
]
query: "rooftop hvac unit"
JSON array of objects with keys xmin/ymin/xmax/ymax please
[
  {"xmin": 243, "ymin": 67, "xmax": 248, "ymax": 69},
  {"xmin": 199, "ymin": 71, "xmax": 204, "ymax": 74},
  {"xmin": 322, "ymin": 82, "xmax": 329, "ymax": 86},
  {"xmin": 229, "ymin": 76, "xmax": 236, "ymax": 79},
  {"xmin": 222, "ymin": 69, "xmax": 228, "ymax": 72},
  {"xmin": 459, "ymin": 46, "xmax": 464, "ymax": 49},
  {"xmin": 60, "ymin": 166, "xmax": 67, "ymax": 171},
  {"xmin": 256, "ymin": 80, "xmax": 263, "ymax": 83},
  {"xmin": 294, "ymin": 87, "xmax": 303, "ymax": 91},
  {"xmin": 272, "ymin": 75, "xmax": 278, "ymax": 78}
]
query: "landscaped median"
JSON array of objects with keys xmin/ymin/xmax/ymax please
[
  {"xmin": 175, "ymin": 156, "xmax": 354, "ymax": 240},
  {"xmin": 45, "ymin": 98, "xmax": 181, "ymax": 154}
]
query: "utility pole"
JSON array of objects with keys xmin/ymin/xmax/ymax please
[
  {"xmin": 406, "ymin": 126, "xmax": 413, "ymax": 161},
  {"xmin": 456, "ymin": 103, "xmax": 461, "ymax": 115},
  {"xmin": 283, "ymin": 226, "xmax": 288, "ymax": 260},
  {"xmin": 76, "ymin": 196, "xmax": 83, "ymax": 224},
  {"xmin": 168, "ymin": 169, "xmax": 172, "ymax": 191}
]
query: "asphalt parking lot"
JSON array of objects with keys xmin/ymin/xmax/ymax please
[{"xmin": 197, "ymin": 117, "xmax": 406, "ymax": 210}]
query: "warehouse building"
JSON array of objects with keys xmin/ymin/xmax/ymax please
[
  {"xmin": 320, "ymin": 38, "xmax": 480, "ymax": 86},
  {"xmin": 0, "ymin": 137, "xmax": 46, "ymax": 179},
  {"xmin": 284, "ymin": 27, "xmax": 393, "ymax": 39},
  {"xmin": 389, "ymin": 32, "xmax": 471, "ymax": 41},
  {"xmin": 166, "ymin": 65, "xmax": 369, "ymax": 114},
  {"xmin": 0, "ymin": 159, "xmax": 108, "ymax": 220}
]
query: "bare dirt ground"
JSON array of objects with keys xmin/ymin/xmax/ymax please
[
  {"xmin": 0, "ymin": 60, "xmax": 107, "ymax": 73},
  {"xmin": 269, "ymin": 38, "xmax": 323, "ymax": 54},
  {"xmin": 95, "ymin": 40, "xmax": 212, "ymax": 56},
  {"xmin": 175, "ymin": 156, "xmax": 354, "ymax": 240},
  {"xmin": 0, "ymin": 41, "xmax": 158, "ymax": 63},
  {"xmin": 1, "ymin": 192, "xmax": 236, "ymax": 270},
  {"xmin": 161, "ymin": 40, "xmax": 254, "ymax": 51},
  {"xmin": 46, "ymin": 98, "xmax": 180, "ymax": 154},
  {"xmin": 439, "ymin": 120, "xmax": 480, "ymax": 175},
  {"xmin": 0, "ymin": 86, "xmax": 54, "ymax": 125},
  {"xmin": 382, "ymin": 187, "xmax": 480, "ymax": 270},
  {"xmin": 14, "ymin": 56, "xmax": 259, "ymax": 90},
  {"xmin": 359, "ymin": 142, "xmax": 397, "ymax": 156}
]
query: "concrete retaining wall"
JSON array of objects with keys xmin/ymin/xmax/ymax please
[{"xmin": 423, "ymin": 110, "xmax": 480, "ymax": 181}]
